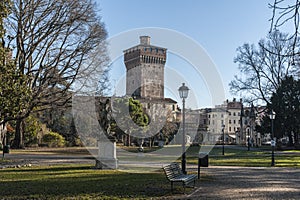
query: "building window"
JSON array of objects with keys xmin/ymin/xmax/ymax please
[
  {"xmin": 233, "ymin": 112, "xmax": 236, "ymax": 116},
  {"xmin": 229, "ymin": 120, "xmax": 232, "ymax": 124},
  {"xmin": 228, "ymin": 112, "xmax": 231, "ymax": 116},
  {"xmin": 234, "ymin": 120, "xmax": 236, "ymax": 124},
  {"xmin": 229, "ymin": 127, "xmax": 232, "ymax": 132}
]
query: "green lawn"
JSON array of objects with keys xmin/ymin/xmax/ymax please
[
  {"xmin": 185, "ymin": 145, "xmax": 300, "ymax": 167},
  {"xmin": 0, "ymin": 164, "xmax": 185, "ymax": 200},
  {"xmin": 1, "ymin": 146, "xmax": 300, "ymax": 199}
]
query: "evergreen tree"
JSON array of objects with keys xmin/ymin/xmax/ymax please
[
  {"xmin": 270, "ymin": 76, "xmax": 300, "ymax": 146},
  {"xmin": 111, "ymin": 97, "xmax": 149, "ymax": 146},
  {"xmin": 0, "ymin": 0, "xmax": 32, "ymax": 148}
]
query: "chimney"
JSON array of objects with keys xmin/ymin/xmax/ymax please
[{"xmin": 140, "ymin": 36, "xmax": 150, "ymax": 45}]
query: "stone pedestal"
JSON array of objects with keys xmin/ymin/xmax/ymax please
[{"xmin": 95, "ymin": 138, "xmax": 118, "ymax": 169}]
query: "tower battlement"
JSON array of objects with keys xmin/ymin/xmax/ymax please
[{"xmin": 124, "ymin": 36, "xmax": 167, "ymax": 99}]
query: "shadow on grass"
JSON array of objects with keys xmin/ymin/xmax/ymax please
[{"xmin": 0, "ymin": 165, "xmax": 194, "ymax": 199}]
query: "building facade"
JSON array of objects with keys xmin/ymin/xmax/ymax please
[
  {"xmin": 124, "ymin": 36, "xmax": 166, "ymax": 99},
  {"xmin": 206, "ymin": 98, "xmax": 244, "ymax": 145}
]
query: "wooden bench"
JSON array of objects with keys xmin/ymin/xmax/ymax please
[{"xmin": 162, "ymin": 162, "xmax": 197, "ymax": 192}]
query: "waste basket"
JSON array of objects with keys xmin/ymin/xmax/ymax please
[
  {"xmin": 198, "ymin": 152, "xmax": 209, "ymax": 179},
  {"xmin": 199, "ymin": 152, "xmax": 209, "ymax": 167},
  {"xmin": 3, "ymin": 145, "xmax": 10, "ymax": 154}
]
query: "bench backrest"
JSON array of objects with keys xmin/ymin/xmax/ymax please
[{"xmin": 163, "ymin": 162, "xmax": 183, "ymax": 180}]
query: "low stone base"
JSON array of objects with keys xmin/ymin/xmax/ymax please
[{"xmin": 95, "ymin": 158, "xmax": 118, "ymax": 169}]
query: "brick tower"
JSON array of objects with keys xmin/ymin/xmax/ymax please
[{"xmin": 124, "ymin": 36, "xmax": 166, "ymax": 99}]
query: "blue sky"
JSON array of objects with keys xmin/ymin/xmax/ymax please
[{"xmin": 97, "ymin": 0, "xmax": 275, "ymax": 108}]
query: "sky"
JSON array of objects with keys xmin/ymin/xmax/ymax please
[{"xmin": 97, "ymin": 0, "xmax": 275, "ymax": 109}]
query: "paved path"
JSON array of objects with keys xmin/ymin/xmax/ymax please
[{"xmin": 185, "ymin": 166, "xmax": 300, "ymax": 200}]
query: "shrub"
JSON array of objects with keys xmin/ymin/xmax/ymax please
[
  {"xmin": 42, "ymin": 132, "xmax": 66, "ymax": 147},
  {"xmin": 24, "ymin": 115, "xmax": 41, "ymax": 147}
]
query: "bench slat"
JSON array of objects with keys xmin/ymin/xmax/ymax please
[{"xmin": 162, "ymin": 162, "xmax": 197, "ymax": 192}]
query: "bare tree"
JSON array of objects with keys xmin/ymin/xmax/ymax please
[
  {"xmin": 269, "ymin": 0, "xmax": 300, "ymax": 65},
  {"xmin": 4, "ymin": 0, "xmax": 109, "ymax": 148},
  {"xmin": 230, "ymin": 31, "xmax": 295, "ymax": 105}
]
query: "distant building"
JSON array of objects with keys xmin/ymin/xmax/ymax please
[
  {"xmin": 207, "ymin": 98, "xmax": 243, "ymax": 145},
  {"xmin": 123, "ymin": 36, "xmax": 178, "ymax": 122},
  {"xmin": 122, "ymin": 36, "xmax": 268, "ymax": 147},
  {"xmin": 124, "ymin": 36, "xmax": 166, "ymax": 99}
]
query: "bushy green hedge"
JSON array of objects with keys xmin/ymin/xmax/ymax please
[
  {"xmin": 42, "ymin": 132, "xmax": 65, "ymax": 147},
  {"xmin": 24, "ymin": 115, "xmax": 41, "ymax": 147}
]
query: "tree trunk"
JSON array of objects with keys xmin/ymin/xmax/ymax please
[
  {"xmin": 1, "ymin": 123, "xmax": 7, "ymax": 146},
  {"xmin": 127, "ymin": 134, "xmax": 131, "ymax": 146},
  {"xmin": 294, "ymin": 130, "xmax": 299, "ymax": 147},
  {"xmin": 288, "ymin": 133, "xmax": 294, "ymax": 147},
  {"xmin": 12, "ymin": 119, "xmax": 24, "ymax": 149}
]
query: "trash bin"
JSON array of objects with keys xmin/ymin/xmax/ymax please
[
  {"xmin": 198, "ymin": 152, "xmax": 209, "ymax": 179},
  {"xmin": 199, "ymin": 152, "xmax": 209, "ymax": 167},
  {"xmin": 3, "ymin": 145, "xmax": 10, "ymax": 154}
]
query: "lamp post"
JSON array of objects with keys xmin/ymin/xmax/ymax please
[
  {"xmin": 249, "ymin": 103, "xmax": 255, "ymax": 150},
  {"xmin": 247, "ymin": 127, "xmax": 250, "ymax": 151},
  {"xmin": 178, "ymin": 83, "xmax": 189, "ymax": 174},
  {"xmin": 269, "ymin": 110, "xmax": 276, "ymax": 166},
  {"xmin": 222, "ymin": 124, "xmax": 225, "ymax": 155}
]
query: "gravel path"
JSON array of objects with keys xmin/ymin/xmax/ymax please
[{"xmin": 186, "ymin": 166, "xmax": 300, "ymax": 200}]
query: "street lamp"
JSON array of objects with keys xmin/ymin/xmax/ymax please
[
  {"xmin": 222, "ymin": 124, "xmax": 225, "ymax": 155},
  {"xmin": 269, "ymin": 110, "xmax": 276, "ymax": 166},
  {"xmin": 247, "ymin": 126, "xmax": 250, "ymax": 151},
  {"xmin": 178, "ymin": 83, "xmax": 189, "ymax": 174},
  {"xmin": 249, "ymin": 103, "xmax": 255, "ymax": 150}
]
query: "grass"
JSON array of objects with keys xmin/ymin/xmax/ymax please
[
  {"xmin": 185, "ymin": 145, "xmax": 300, "ymax": 167},
  {"xmin": 1, "ymin": 145, "xmax": 300, "ymax": 199},
  {"xmin": 10, "ymin": 147, "xmax": 92, "ymax": 155},
  {"xmin": 0, "ymin": 164, "xmax": 189, "ymax": 200}
]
